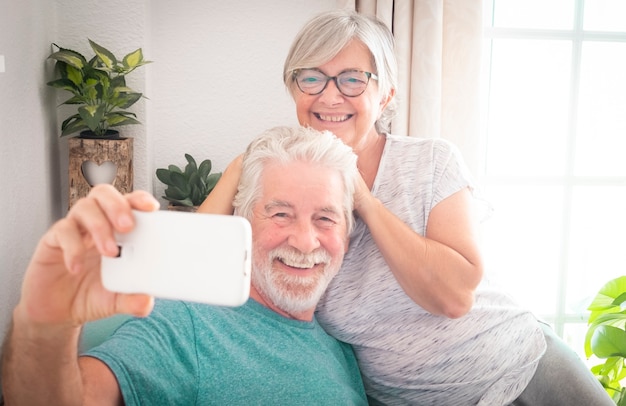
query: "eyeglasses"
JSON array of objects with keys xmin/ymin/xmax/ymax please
[{"xmin": 292, "ymin": 68, "xmax": 379, "ymax": 97}]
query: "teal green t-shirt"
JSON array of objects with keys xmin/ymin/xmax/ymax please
[{"xmin": 84, "ymin": 299, "xmax": 366, "ymax": 405}]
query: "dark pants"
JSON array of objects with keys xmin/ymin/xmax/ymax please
[{"xmin": 510, "ymin": 322, "xmax": 615, "ymax": 406}]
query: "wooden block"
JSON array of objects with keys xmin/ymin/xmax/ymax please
[{"xmin": 68, "ymin": 137, "xmax": 133, "ymax": 209}]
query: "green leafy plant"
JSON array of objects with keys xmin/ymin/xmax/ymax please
[
  {"xmin": 585, "ymin": 275, "xmax": 626, "ymax": 405},
  {"xmin": 156, "ymin": 154, "xmax": 222, "ymax": 207},
  {"xmin": 47, "ymin": 39, "xmax": 151, "ymax": 137}
]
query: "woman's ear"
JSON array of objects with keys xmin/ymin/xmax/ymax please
[{"xmin": 379, "ymin": 88, "xmax": 396, "ymax": 115}]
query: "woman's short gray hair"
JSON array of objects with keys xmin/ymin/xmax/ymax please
[
  {"xmin": 233, "ymin": 126, "xmax": 358, "ymax": 233},
  {"xmin": 283, "ymin": 9, "xmax": 398, "ymax": 133}
]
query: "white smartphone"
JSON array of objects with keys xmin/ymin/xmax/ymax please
[{"xmin": 101, "ymin": 210, "xmax": 251, "ymax": 306}]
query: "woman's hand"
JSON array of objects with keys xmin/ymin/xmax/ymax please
[{"xmin": 351, "ymin": 173, "xmax": 372, "ymax": 215}]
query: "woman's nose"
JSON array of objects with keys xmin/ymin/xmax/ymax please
[{"xmin": 318, "ymin": 78, "xmax": 344, "ymax": 104}]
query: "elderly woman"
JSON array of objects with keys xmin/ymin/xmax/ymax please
[{"xmin": 200, "ymin": 9, "xmax": 613, "ymax": 406}]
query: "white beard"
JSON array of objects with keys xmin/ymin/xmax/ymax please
[{"xmin": 251, "ymin": 246, "xmax": 339, "ymax": 315}]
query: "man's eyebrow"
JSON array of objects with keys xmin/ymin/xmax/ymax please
[
  {"xmin": 264, "ymin": 200, "xmax": 293, "ymax": 212},
  {"xmin": 319, "ymin": 206, "xmax": 341, "ymax": 216},
  {"xmin": 264, "ymin": 200, "xmax": 342, "ymax": 216}
]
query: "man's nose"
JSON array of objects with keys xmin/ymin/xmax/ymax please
[{"xmin": 287, "ymin": 220, "xmax": 321, "ymax": 254}]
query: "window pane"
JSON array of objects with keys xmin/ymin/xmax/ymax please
[
  {"xmin": 484, "ymin": 0, "xmax": 626, "ymax": 356},
  {"xmin": 492, "ymin": 0, "xmax": 574, "ymax": 30},
  {"xmin": 486, "ymin": 39, "xmax": 570, "ymax": 177},
  {"xmin": 574, "ymin": 42, "xmax": 626, "ymax": 176},
  {"xmin": 584, "ymin": 0, "xmax": 626, "ymax": 32},
  {"xmin": 481, "ymin": 184, "xmax": 564, "ymax": 316},
  {"xmin": 566, "ymin": 186, "xmax": 626, "ymax": 311}
]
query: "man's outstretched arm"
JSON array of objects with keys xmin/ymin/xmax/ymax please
[{"xmin": 1, "ymin": 185, "xmax": 158, "ymax": 405}]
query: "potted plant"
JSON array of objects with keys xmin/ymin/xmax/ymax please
[
  {"xmin": 156, "ymin": 154, "xmax": 222, "ymax": 211},
  {"xmin": 47, "ymin": 39, "xmax": 150, "ymax": 138},
  {"xmin": 47, "ymin": 39, "xmax": 151, "ymax": 208},
  {"xmin": 585, "ymin": 275, "xmax": 626, "ymax": 405}
]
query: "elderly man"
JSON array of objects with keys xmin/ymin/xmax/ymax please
[{"xmin": 1, "ymin": 126, "xmax": 366, "ymax": 405}]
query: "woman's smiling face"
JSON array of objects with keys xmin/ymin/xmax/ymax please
[{"xmin": 293, "ymin": 40, "xmax": 391, "ymax": 149}]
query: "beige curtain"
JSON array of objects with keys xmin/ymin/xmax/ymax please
[{"xmin": 354, "ymin": 0, "xmax": 483, "ymax": 175}]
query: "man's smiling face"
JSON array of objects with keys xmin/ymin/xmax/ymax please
[{"xmin": 249, "ymin": 160, "xmax": 348, "ymax": 321}]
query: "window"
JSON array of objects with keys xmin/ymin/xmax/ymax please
[{"xmin": 480, "ymin": 0, "xmax": 626, "ymax": 361}]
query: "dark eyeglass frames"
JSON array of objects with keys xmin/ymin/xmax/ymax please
[{"xmin": 292, "ymin": 68, "xmax": 378, "ymax": 97}]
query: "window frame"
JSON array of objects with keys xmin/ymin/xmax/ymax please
[{"xmin": 480, "ymin": 0, "xmax": 626, "ymax": 351}]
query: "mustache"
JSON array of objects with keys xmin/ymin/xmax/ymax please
[{"xmin": 269, "ymin": 246, "xmax": 332, "ymax": 269}]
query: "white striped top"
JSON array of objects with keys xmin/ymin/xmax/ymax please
[{"xmin": 316, "ymin": 134, "xmax": 546, "ymax": 406}]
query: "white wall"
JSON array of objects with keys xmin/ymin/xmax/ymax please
[
  {"xmin": 0, "ymin": 0, "xmax": 58, "ymax": 376},
  {"xmin": 0, "ymin": 0, "xmax": 342, "ymax": 393},
  {"xmin": 52, "ymin": 0, "xmax": 152, "ymax": 208},
  {"xmin": 51, "ymin": 0, "xmax": 340, "ymax": 204},
  {"xmin": 149, "ymin": 0, "xmax": 338, "ymax": 202}
]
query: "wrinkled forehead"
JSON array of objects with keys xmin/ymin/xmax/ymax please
[{"xmin": 257, "ymin": 161, "xmax": 345, "ymax": 209}]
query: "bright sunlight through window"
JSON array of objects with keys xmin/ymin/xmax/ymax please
[{"xmin": 480, "ymin": 0, "xmax": 626, "ymax": 362}]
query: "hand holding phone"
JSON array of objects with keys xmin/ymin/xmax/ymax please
[{"xmin": 101, "ymin": 210, "xmax": 251, "ymax": 306}]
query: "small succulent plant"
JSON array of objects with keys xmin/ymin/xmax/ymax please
[{"xmin": 156, "ymin": 154, "xmax": 221, "ymax": 207}]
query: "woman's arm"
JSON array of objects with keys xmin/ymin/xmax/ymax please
[
  {"xmin": 197, "ymin": 154, "xmax": 243, "ymax": 215},
  {"xmin": 355, "ymin": 178, "xmax": 484, "ymax": 318}
]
